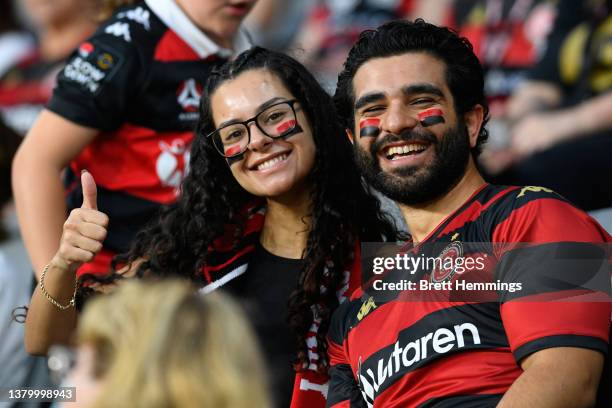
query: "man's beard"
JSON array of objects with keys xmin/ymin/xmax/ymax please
[{"xmin": 355, "ymin": 121, "xmax": 471, "ymax": 206}]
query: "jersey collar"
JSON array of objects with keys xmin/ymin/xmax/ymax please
[{"xmin": 145, "ymin": 0, "xmax": 250, "ymax": 59}]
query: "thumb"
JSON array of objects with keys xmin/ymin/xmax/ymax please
[{"xmin": 81, "ymin": 170, "xmax": 98, "ymax": 210}]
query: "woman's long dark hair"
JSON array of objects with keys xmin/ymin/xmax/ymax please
[{"xmin": 116, "ymin": 47, "xmax": 397, "ymax": 372}]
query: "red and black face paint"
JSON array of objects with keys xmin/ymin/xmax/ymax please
[
  {"xmin": 224, "ymin": 144, "xmax": 245, "ymax": 166},
  {"xmin": 359, "ymin": 118, "xmax": 381, "ymax": 138},
  {"xmin": 276, "ymin": 119, "xmax": 296, "ymax": 135},
  {"xmin": 226, "ymin": 151, "xmax": 246, "ymax": 166},
  {"xmin": 276, "ymin": 119, "xmax": 302, "ymax": 139},
  {"xmin": 225, "ymin": 144, "xmax": 243, "ymax": 157},
  {"xmin": 418, "ymin": 108, "xmax": 445, "ymax": 127}
]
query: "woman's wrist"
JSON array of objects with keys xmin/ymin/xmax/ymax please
[
  {"xmin": 39, "ymin": 260, "xmax": 79, "ymax": 310},
  {"xmin": 49, "ymin": 255, "xmax": 78, "ymax": 275}
]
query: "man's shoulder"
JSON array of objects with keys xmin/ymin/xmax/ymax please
[
  {"xmin": 480, "ymin": 184, "xmax": 567, "ymax": 212},
  {"xmin": 474, "ymin": 184, "xmax": 574, "ymax": 225},
  {"xmin": 483, "ymin": 184, "xmax": 610, "ymax": 243}
]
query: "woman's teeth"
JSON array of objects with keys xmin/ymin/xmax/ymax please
[{"xmin": 257, "ymin": 154, "xmax": 288, "ymax": 170}]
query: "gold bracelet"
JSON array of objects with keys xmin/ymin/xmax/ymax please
[{"xmin": 39, "ymin": 263, "xmax": 77, "ymax": 310}]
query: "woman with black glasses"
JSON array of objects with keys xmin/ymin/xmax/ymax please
[{"xmin": 25, "ymin": 47, "xmax": 397, "ymax": 408}]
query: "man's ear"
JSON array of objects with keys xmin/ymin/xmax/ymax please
[
  {"xmin": 345, "ymin": 128, "xmax": 354, "ymax": 144},
  {"xmin": 464, "ymin": 104, "xmax": 484, "ymax": 148}
]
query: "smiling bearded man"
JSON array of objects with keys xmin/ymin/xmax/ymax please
[
  {"xmin": 327, "ymin": 19, "xmax": 612, "ymax": 408},
  {"xmin": 354, "ymin": 114, "xmax": 471, "ymax": 206}
]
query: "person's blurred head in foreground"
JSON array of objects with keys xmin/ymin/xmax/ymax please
[{"xmin": 64, "ymin": 279, "xmax": 270, "ymax": 408}]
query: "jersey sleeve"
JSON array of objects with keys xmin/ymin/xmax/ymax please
[
  {"xmin": 47, "ymin": 18, "xmax": 144, "ymax": 131},
  {"xmin": 326, "ymin": 303, "xmax": 368, "ymax": 408},
  {"xmin": 492, "ymin": 190, "xmax": 611, "ymax": 363}
]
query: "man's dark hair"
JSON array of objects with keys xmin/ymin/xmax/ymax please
[{"xmin": 334, "ymin": 19, "xmax": 489, "ymax": 156}]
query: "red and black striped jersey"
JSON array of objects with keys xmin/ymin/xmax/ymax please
[
  {"xmin": 46, "ymin": 0, "xmax": 250, "ymax": 272},
  {"xmin": 327, "ymin": 184, "xmax": 611, "ymax": 407}
]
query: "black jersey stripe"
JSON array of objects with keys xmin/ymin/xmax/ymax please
[
  {"xmin": 495, "ymin": 242, "xmax": 609, "ymax": 302},
  {"xmin": 417, "ymin": 393, "xmax": 503, "ymax": 407},
  {"xmin": 514, "ymin": 334, "xmax": 608, "ymax": 362},
  {"xmin": 327, "ymin": 364, "xmax": 368, "ymax": 408}
]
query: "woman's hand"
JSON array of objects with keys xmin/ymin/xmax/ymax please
[{"xmin": 51, "ymin": 170, "xmax": 109, "ymax": 272}]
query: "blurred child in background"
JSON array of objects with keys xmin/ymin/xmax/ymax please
[{"xmin": 12, "ymin": 0, "xmax": 256, "ymax": 283}]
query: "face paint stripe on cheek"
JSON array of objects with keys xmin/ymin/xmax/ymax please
[
  {"xmin": 225, "ymin": 144, "xmax": 242, "ymax": 157},
  {"xmin": 278, "ymin": 123, "xmax": 303, "ymax": 139},
  {"xmin": 276, "ymin": 119, "xmax": 296, "ymax": 135},
  {"xmin": 359, "ymin": 118, "xmax": 380, "ymax": 138},
  {"xmin": 226, "ymin": 152, "xmax": 245, "ymax": 166},
  {"xmin": 418, "ymin": 108, "xmax": 445, "ymax": 127}
]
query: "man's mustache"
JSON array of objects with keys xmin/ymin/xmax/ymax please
[{"xmin": 370, "ymin": 129, "xmax": 438, "ymax": 156}]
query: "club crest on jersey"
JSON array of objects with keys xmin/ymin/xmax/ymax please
[
  {"xmin": 430, "ymin": 241, "xmax": 463, "ymax": 283},
  {"xmin": 177, "ymin": 79, "xmax": 203, "ymax": 121},
  {"xmin": 156, "ymin": 139, "xmax": 190, "ymax": 194},
  {"xmin": 96, "ymin": 53, "xmax": 114, "ymax": 70}
]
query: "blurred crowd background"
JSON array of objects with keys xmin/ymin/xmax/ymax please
[{"xmin": 0, "ymin": 0, "xmax": 610, "ymax": 406}]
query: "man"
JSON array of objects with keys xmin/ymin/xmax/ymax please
[{"xmin": 328, "ymin": 20, "xmax": 611, "ymax": 407}]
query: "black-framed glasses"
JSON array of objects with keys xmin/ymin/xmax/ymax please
[{"xmin": 207, "ymin": 99, "xmax": 299, "ymax": 158}]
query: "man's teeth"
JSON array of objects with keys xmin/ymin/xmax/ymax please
[
  {"xmin": 257, "ymin": 154, "xmax": 288, "ymax": 170},
  {"xmin": 386, "ymin": 144, "xmax": 427, "ymax": 159}
]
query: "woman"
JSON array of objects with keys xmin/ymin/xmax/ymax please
[
  {"xmin": 61, "ymin": 279, "xmax": 271, "ymax": 408},
  {"xmin": 26, "ymin": 47, "xmax": 397, "ymax": 407}
]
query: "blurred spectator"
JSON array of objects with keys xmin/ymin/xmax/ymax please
[
  {"xmin": 12, "ymin": 0, "xmax": 255, "ymax": 283},
  {"xmin": 483, "ymin": 0, "xmax": 612, "ymax": 211},
  {"xmin": 290, "ymin": 0, "xmax": 454, "ymax": 92},
  {"xmin": 0, "ymin": 121, "xmax": 20, "ymax": 217},
  {"xmin": 0, "ymin": 0, "xmax": 35, "ymax": 80},
  {"xmin": 0, "ymin": 0, "xmax": 96, "ymax": 135},
  {"xmin": 453, "ymin": 0, "xmax": 557, "ymax": 122},
  {"xmin": 244, "ymin": 0, "xmax": 314, "ymax": 51},
  {"xmin": 0, "ymin": 0, "xmax": 90, "ymax": 402},
  {"xmin": 0, "ymin": 119, "xmax": 51, "ymax": 406},
  {"xmin": 55, "ymin": 279, "xmax": 271, "ymax": 408}
]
